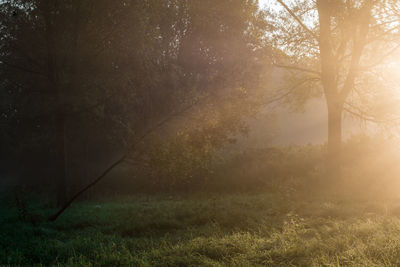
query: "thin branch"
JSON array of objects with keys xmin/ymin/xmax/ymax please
[
  {"xmin": 10, "ymin": 44, "xmax": 43, "ymax": 69},
  {"xmin": 264, "ymin": 77, "xmax": 321, "ymax": 112},
  {"xmin": 48, "ymin": 156, "xmax": 126, "ymax": 221},
  {"xmin": 10, "ymin": 88, "xmax": 120, "ymax": 123},
  {"xmin": 366, "ymin": 24, "xmax": 400, "ymax": 44},
  {"xmin": 273, "ymin": 63, "xmax": 321, "ymax": 75},
  {"xmin": 0, "ymin": 61, "xmax": 48, "ymax": 77},
  {"xmin": 339, "ymin": 2, "xmax": 372, "ymax": 101},
  {"xmin": 50, "ymin": 81, "xmax": 315, "ymax": 222},
  {"xmin": 276, "ymin": 0, "xmax": 318, "ymax": 41},
  {"xmin": 360, "ymin": 42, "xmax": 400, "ymax": 70},
  {"xmin": 369, "ymin": 18, "xmax": 399, "ymax": 30},
  {"xmin": 343, "ymin": 106, "xmax": 391, "ymax": 123},
  {"xmin": 47, "ymin": 95, "xmax": 209, "ymax": 221},
  {"xmin": 344, "ymin": 102, "xmax": 400, "ymax": 123},
  {"xmin": 65, "ymin": 90, "xmax": 120, "ymax": 117}
]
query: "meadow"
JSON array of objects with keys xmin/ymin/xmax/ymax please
[{"xmin": 3, "ymin": 192, "xmax": 400, "ymax": 266}]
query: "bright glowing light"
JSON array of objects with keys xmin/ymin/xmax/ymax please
[{"xmin": 258, "ymin": 0, "xmax": 280, "ymax": 10}]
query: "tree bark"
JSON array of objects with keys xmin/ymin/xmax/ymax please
[{"xmin": 326, "ymin": 101, "xmax": 343, "ymax": 176}]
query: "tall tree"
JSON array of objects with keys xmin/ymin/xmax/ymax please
[
  {"xmin": 0, "ymin": 0, "xmax": 161, "ymax": 204},
  {"xmin": 0, "ymin": 0, "xmax": 270, "ymax": 212},
  {"xmin": 268, "ymin": 0, "xmax": 400, "ymax": 174}
]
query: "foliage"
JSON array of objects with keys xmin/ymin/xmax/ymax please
[
  {"xmin": 0, "ymin": 0, "xmax": 271, "ymax": 197},
  {"xmin": 140, "ymin": 132, "xmax": 215, "ymax": 191},
  {"xmin": 207, "ymin": 134, "xmax": 400, "ymax": 195},
  {"xmin": 210, "ymin": 144, "xmax": 325, "ymax": 193},
  {"xmin": 81, "ymin": 134, "xmax": 400, "ymax": 195}
]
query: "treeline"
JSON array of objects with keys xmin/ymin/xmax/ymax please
[
  {"xmin": 2, "ymin": 0, "xmax": 400, "ymax": 206},
  {"xmin": 0, "ymin": 0, "xmax": 271, "ymax": 203}
]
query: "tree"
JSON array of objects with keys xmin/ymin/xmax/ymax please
[
  {"xmin": 0, "ymin": 0, "xmax": 139, "ymax": 205},
  {"xmin": 1, "ymin": 0, "xmax": 271, "ymax": 218},
  {"xmin": 267, "ymin": 0, "xmax": 400, "ymax": 174}
]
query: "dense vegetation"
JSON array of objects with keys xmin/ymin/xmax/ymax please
[{"xmin": 0, "ymin": 0, "xmax": 270, "ymax": 205}]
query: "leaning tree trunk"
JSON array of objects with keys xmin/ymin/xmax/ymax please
[{"xmin": 326, "ymin": 101, "xmax": 343, "ymax": 177}]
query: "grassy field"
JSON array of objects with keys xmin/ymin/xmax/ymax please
[{"xmin": 3, "ymin": 193, "xmax": 400, "ymax": 266}]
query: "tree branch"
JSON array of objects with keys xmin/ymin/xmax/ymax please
[
  {"xmin": 47, "ymin": 95, "xmax": 209, "ymax": 221},
  {"xmin": 344, "ymin": 101, "xmax": 400, "ymax": 124},
  {"xmin": 276, "ymin": 0, "xmax": 318, "ymax": 41},
  {"xmin": 339, "ymin": 2, "xmax": 372, "ymax": 101},
  {"xmin": 360, "ymin": 42, "xmax": 400, "ymax": 70},
  {"xmin": 48, "ymin": 156, "xmax": 126, "ymax": 221},
  {"xmin": 0, "ymin": 61, "xmax": 48, "ymax": 77},
  {"xmin": 273, "ymin": 63, "xmax": 321, "ymax": 75}
]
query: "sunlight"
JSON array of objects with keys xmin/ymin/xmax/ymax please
[{"xmin": 4, "ymin": 0, "xmax": 400, "ymax": 265}]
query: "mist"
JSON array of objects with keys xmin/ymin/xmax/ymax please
[{"xmin": 2, "ymin": 0, "xmax": 400, "ymax": 265}]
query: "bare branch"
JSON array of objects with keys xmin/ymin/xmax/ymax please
[
  {"xmin": 66, "ymin": 90, "xmax": 120, "ymax": 117},
  {"xmin": 339, "ymin": 2, "xmax": 372, "ymax": 101},
  {"xmin": 360, "ymin": 42, "xmax": 400, "ymax": 70},
  {"xmin": 47, "ymin": 95, "xmax": 209, "ymax": 221},
  {"xmin": 344, "ymin": 102, "xmax": 400, "ymax": 124},
  {"xmin": 0, "ymin": 61, "xmax": 48, "ymax": 77},
  {"xmin": 367, "ymin": 24, "xmax": 400, "ymax": 44},
  {"xmin": 276, "ymin": 0, "xmax": 318, "ymax": 41},
  {"xmin": 48, "ymin": 156, "xmax": 126, "ymax": 221},
  {"xmin": 273, "ymin": 63, "xmax": 321, "ymax": 75}
]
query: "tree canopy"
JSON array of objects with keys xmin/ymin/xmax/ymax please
[{"xmin": 0, "ymin": 0, "xmax": 271, "ymax": 209}]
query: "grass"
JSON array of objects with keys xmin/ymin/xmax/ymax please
[{"xmin": 3, "ymin": 192, "xmax": 400, "ymax": 266}]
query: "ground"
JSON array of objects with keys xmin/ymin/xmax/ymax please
[{"xmin": 2, "ymin": 193, "xmax": 400, "ymax": 266}]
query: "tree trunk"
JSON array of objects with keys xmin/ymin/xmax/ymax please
[
  {"xmin": 326, "ymin": 101, "xmax": 343, "ymax": 176},
  {"xmin": 41, "ymin": 0, "xmax": 67, "ymax": 207},
  {"xmin": 55, "ymin": 110, "xmax": 67, "ymax": 207}
]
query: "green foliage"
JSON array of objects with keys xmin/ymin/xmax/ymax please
[
  {"xmin": 0, "ymin": 0, "xmax": 271, "ymax": 192},
  {"xmin": 211, "ymin": 145, "xmax": 325, "ymax": 192},
  {"xmin": 92, "ymin": 134, "xmax": 400, "ymax": 196},
  {"xmin": 141, "ymin": 132, "xmax": 215, "ymax": 191}
]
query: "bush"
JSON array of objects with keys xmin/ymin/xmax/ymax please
[
  {"xmin": 93, "ymin": 133, "xmax": 400, "ymax": 197},
  {"xmin": 209, "ymin": 144, "xmax": 325, "ymax": 193},
  {"xmin": 140, "ymin": 133, "xmax": 215, "ymax": 192}
]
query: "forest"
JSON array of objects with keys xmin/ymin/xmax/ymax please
[{"xmin": 2, "ymin": 0, "xmax": 400, "ymax": 266}]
